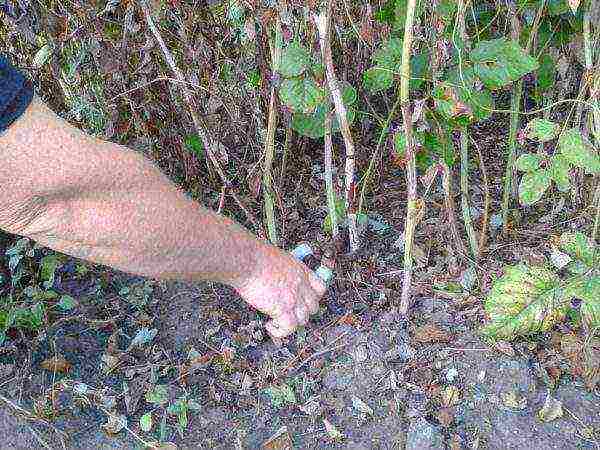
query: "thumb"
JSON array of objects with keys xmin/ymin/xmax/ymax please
[{"xmin": 265, "ymin": 312, "xmax": 297, "ymax": 339}]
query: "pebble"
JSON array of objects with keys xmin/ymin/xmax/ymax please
[{"xmin": 405, "ymin": 417, "xmax": 445, "ymax": 450}]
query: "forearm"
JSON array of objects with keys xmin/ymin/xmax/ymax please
[
  {"xmin": 33, "ymin": 155, "xmax": 265, "ymax": 288},
  {"xmin": 1, "ymin": 97, "xmax": 267, "ymax": 288}
]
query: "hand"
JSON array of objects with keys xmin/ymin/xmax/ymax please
[{"xmin": 234, "ymin": 244, "xmax": 327, "ymax": 338}]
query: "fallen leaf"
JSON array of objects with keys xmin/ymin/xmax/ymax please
[
  {"xmin": 440, "ymin": 386, "xmax": 460, "ymax": 407},
  {"xmin": 140, "ymin": 412, "xmax": 153, "ymax": 432},
  {"xmin": 560, "ymin": 332, "xmax": 600, "ymax": 391},
  {"xmin": 413, "ymin": 324, "xmax": 451, "ymax": 343},
  {"xmin": 102, "ymin": 413, "xmax": 127, "ymax": 435},
  {"xmin": 437, "ymin": 407, "xmax": 454, "ymax": 427},
  {"xmin": 128, "ymin": 327, "xmax": 158, "ymax": 349},
  {"xmin": 323, "ymin": 417, "xmax": 344, "ymax": 440},
  {"xmin": 40, "ymin": 356, "xmax": 71, "ymax": 373},
  {"xmin": 537, "ymin": 393, "xmax": 563, "ymax": 422},
  {"xmin": 351, "ymin": 395, "xmax": 374, "ymax": 415},
  {"xmin": 568, "ymin": 0, "xmax": 580, "ymax": 13},
  {"xmin": 149, "ymin": 443, "xmax": 177, "ymax": 450},
  {"xmin": 500, "ymin": 391, "xmax": 527, "ymax": 410},
  {"xmin": 262, "ymin": 426, "xmax": 293, "ymax": 450},
  {"xmin": 493, "ymin": 340, "xmax": 515, "ymax": 357}
]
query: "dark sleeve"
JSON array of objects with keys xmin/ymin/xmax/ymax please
[{"xmin": 0, "ymin": 55, "xmax": 35, "ymax": 133}]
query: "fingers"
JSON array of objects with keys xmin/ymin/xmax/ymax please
[
  {"xmin": 295, "ymin": 302, "xmax": 310, "ymax": 326},
  {"xmin": 307, "ymin": 270, "xmax": 327, "ymax": 296}
]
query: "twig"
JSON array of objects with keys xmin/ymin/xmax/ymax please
[
  {"xmin": 460, "ymin": 129, "xmax": 479, "ymax": 258},
  {"xmin": 357, "ymin": 95, "xmax": 402, "ymax": 216},
  {"xmin": 139, "ymin": 1, "xmax": 259, "ymax": 229},
  {"xmin": 315, "ymin": 1, "xmax": 360, "ymax": 252},
  {"xmin": 472, "ymin": 138, "xmax": 490, "ymax": 254},
  {"xmin": 109, "ymin": 76, "xmax": 209, "ymax": 102},
  {"xmin": 279, "ymin": 115, "xmax": 292, "ymax": 186},
  {"xmin": 399, "ymin": 0, "xmax": 419, "ymax": 315}
]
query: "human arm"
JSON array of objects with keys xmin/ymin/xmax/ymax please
[{"xmin": 0, "ymin": 96, "xmax": 326, "ymax": 338}]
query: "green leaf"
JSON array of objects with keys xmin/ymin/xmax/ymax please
[
  {"xmin": 423, "ymin": 130, "xmax": 456, "ymax": 166},
  {"xmin": 548, "ymin": 154, "xmax": 571, "ymax": 192},
  {"xmin": 470, "ymin": 38, "xmax": 539, "ymax": 90},
  {"xmin": 40, "ymin": 255, "xmax": 62, "ymax": 286},
  {"xmin": 432, "ymin": 80, "xmax": 493, "ymax": 126},
  {"xmin": 184, "ymin": 134, "xmax": 204, "ymax": 159},
  {"xmin": 140, "ymin": 412, "xmax": 153, "ymax": 432},
  {"xmin": 278, "ymin": 42, "xmax": 312, "ymax": 78},
  {"xmin": 410, "ymin": 51, "xmax": 430, "ymax": 90},
  {"xmin": 518, "ymin": 170, "xmax": 551, "ymax": 205},
  {"xmin": 536, "ymin": 54, "xmax": 556, "ymax": 91},
  {"xmin": 291, "ymin": 101, "xmax": 356, "ymax": 139},
  {"xmin": 363, "ymin": 38, "xmax": 428, "ymax": 92},
  {"xmin": 525, "ymin": 118, "xmax": 559, "ymax": 142},
  {"xmin": 558, "ymin": 128, "xmax": 600, "ymax": 173},
  {"xmin": 363, "ymin": 67, "xmax": 394, "ymax": 93},
  {"xmin": 279, "ymin": 78, "xmax": 325, "ymax": 114},
  {"xmin": 264, "ymin": 384, "xmax": 296, "ymax": 408},
  {"xmin": 341, "ymin": 83, "xmax": 358, "ymax": 106},
  {"xmin": 57, "ymin": 295, "xmax": 76, "ymax": 311},
  {"xmin": 481, "ymin": 264, "xmax": 569, "ymax": 341},
  {"xmin": 374, "ymin": 37, "xmax": 404, "ymax": 67},
  {"xmin": 548, "ymin": 0, "xmax": 569, "ymax": 15},
  {"xmin": 145, "ymin": 385, "xmax": 169, "ymax": 405},
  {"xmin": 559, "ymin": 232, "xmax": 597, "ymax": 268},
  {"xmin": 577, "ymin": 277, "xmax": 600, "ymax": 329},
  {"xmin": 516, "ymin": 153, "xmax": 542, "ymax": 172},
  {"xmin": 437, "ymin": 0, "xmax": 457, "ymax": 20}
]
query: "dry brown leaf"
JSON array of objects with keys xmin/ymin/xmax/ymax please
[
  {"xmin": 537, "ymin": 393, "xmax": 563, "ymax": 422},
  {"xmin": 40, "ymin": 356, "xmax": 71, "ymax": 373},
  {"xmin": 413, "ymin": 324, "xmax": 451, "ymax": 343},
  {"xmin": 102, "ymin": 413, "xmax": 127, "ymax": 435},
  {"xmin": 568, "ymin": 0, "xmax": 580, "ymax": 13},
  {"xmin": 149, "ymin": 443, "xmax": 177, "ymax": 450},
  {"xmin": 493, "ymin": 340, "xmax": 515, "ymax": 357},
  {"xmin": 262, "ymin": 426, "xmax": 293, "ymax": 450},
  {"xmin": 440, "ymin": 386, "xmax": 460, "ymax": 407},
  {"xmin": 436, "ymin": 407, "xmax": 454, "ymax": 427},
  {"xmin": 560, "ymin": 333, "xmax": 600, "ymax": 391},
  {"xmin": 323, "ymin": 417, "xmax": 344, "ymax": 440}
]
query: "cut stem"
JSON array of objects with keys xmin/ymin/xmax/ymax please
[
  {"xmin": 442, "ymin": 162, "xmax": 468, "ymax": 256},
  {"xmin": 460, "ymin": 129, "xmax": 479, "ymax": 258},
  {"xmin": 316, "ymin": 1, "xmax": 360, "ymax": 252},
  {"xmin": 399, "ymin": 0, "xmax": 419, "ymax": 315}
]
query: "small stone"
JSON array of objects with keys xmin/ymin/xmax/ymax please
[
  {"xmin": 445, "ymin": 367, "xmax": 459, "ymax": 383},
  {"xmin": 405, "ymin": 417, "xmax": 445, "ymax": 450}
]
